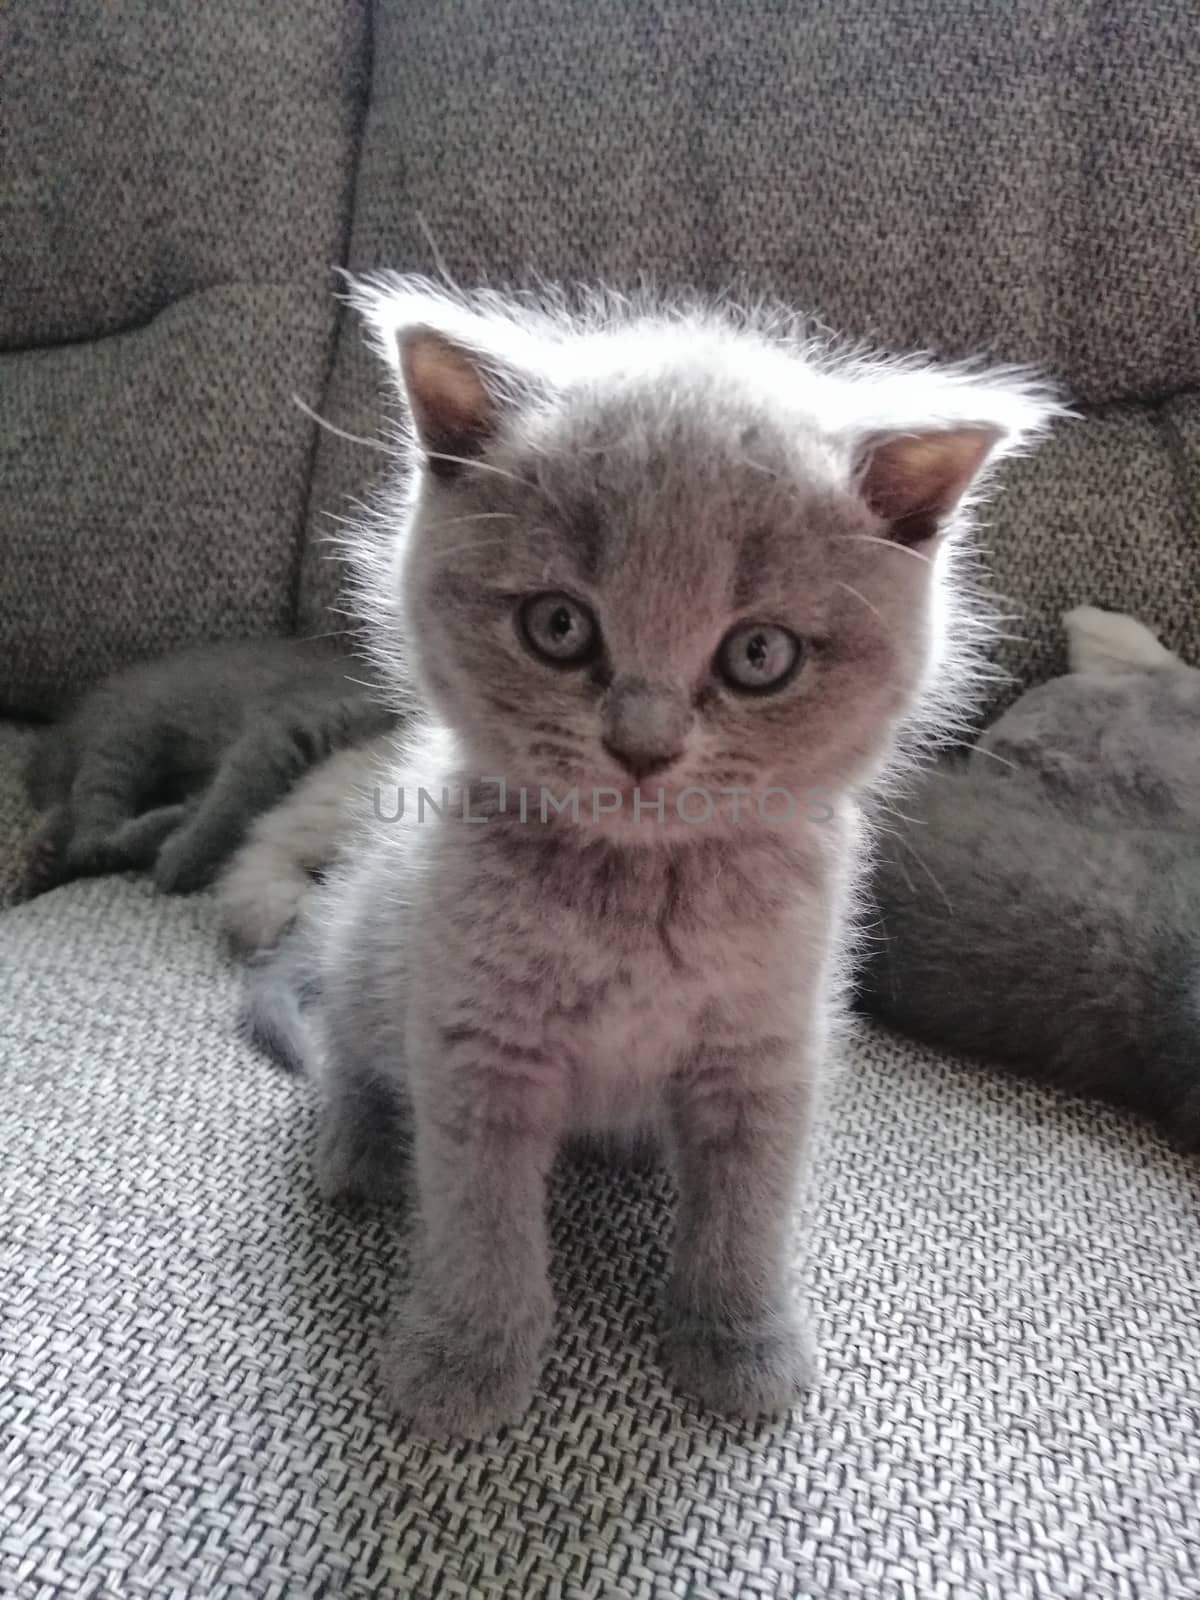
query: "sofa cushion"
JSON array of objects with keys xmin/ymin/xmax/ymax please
[
  {"xmin": 0, "ymin": 723, "xmax": 39, "ymax": 908},
  {"xmin": 1, "ymin": 863, "xmax": 1197, "ymax": 1596},
  {"xmin": 0, "ymin": 1, "xmax": 369, "ymax": 717},
  {"xmin": 984, "ymin": 392, "xmax": 1200, "ymax": 686},
  {"xmin": 314, "ymin": 0, "xmax": 1199, "ymax": 403},
  {"xmin": 298, "ymin": 0, "xmax": 1200, "ymax": 697}
]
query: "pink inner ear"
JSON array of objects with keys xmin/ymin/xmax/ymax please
[
  {"xmin": 858, "ymin": 426, "xmax": 1002, "ymax": 543},
  {"xmin": 399, "ymin": 329, "xmax": 498, "ymax": 463}
]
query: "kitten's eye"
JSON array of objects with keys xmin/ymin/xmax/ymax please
[
  {"xmin": 518, "ymin": 592, "xmax": 599, "ymax": 667},
  {"xmin": 716, "ymin": 622, "xmax": 802, "ymax": 693}
]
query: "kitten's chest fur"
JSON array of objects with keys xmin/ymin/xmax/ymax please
[{"xmin": 413, "ymin": 817, "xmax": 843, "ymax": 1133}]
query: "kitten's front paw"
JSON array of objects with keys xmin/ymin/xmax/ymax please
[
  {"xmin": 380, "ymin": 1308, "xmax": 544, "ymax": 1439},
  {"xmin": 663, "ymin": 1306, "xmax": 816, "ymax": 1418},
  {"xmin": 64, "ymin": 828, "xmax": 116, "ymax": 878},
  {"xmin": 153, "ymin": 831, "xmax": 216, "ymax": 895},
  {"xmin": 109, "ymin": 804, "xmax": 190, "ymax": 869},
  {"xmin": 19, "ymin": 808, "xmax": 72, "ymax": 899}
]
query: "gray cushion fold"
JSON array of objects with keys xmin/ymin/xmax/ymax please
[
  {"xmin": 0, "ymin": 0, "xmax": 369, "ymax": 715},
  {"xmin": 0, "ymin": 1, "xmax": 368, "ymax": 351},
  {"xmin": 3, "ymin": 283, "xmax": 342, "ymax": 717}
]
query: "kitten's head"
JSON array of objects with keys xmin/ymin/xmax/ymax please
[{"xmin": 352, "ymin": 276, "xmax": 1060, "ymax": 839}]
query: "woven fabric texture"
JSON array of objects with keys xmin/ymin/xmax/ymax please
[
  {"xmin": 2, "ymin": 856, "xmax": 1197, "ymax": 1600},
  {"xmin": 299, "ymin": 0, "xmax": 1200, "ymax": 701},
  {"xmin": 0, "ymin": 1, "xmax": 369, "ymax": 716}
]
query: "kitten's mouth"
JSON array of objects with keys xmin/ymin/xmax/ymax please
[
  {"xmin": 601, "ymin": 770, "xmax": 682, "ymax": 803},
  {"xmin": 612, "ymin": 774, "xmax": 651, "ymax": 803},
  {"xmin": 582, "ymin": 774, "xmax": 708, "ymax": 827},
  {"xmin": 510, "ymin": 756, "xmax": 775, "ymax": 834}
]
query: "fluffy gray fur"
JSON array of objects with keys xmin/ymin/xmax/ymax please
[
  {"xmin": 242, "ymin": 913, "xmax": 324, "ymax": 1076},
  {"xmin": 221, "ymin": 732, "xmax": 395, "ymax": 1070},
  {"xmin": 975, "ymin": 645, "xmax": 1200, "ymax": 828},
  {"xmin": 860, "ymin": 609, "xmax": 1200, "ymax": 1148},
  {"xmin": 270, "ymin": 276, "xmax": 1057, "ymax": 1437},
  {"xmin": 22, "ymin": 638, "xmax": 395, "ymax": 898},
  {"xmin": 217, "ymin": 731, "xmax": 395, "ymax": 957}
]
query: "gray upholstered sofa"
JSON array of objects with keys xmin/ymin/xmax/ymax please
[{"xmin": 3, "ymin": 4, "xmax": 1197, "ymax": 1595}]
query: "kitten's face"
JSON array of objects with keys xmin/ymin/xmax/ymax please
[{"xmin": 400, "ymin": 366, "xmax": 946, "ymax": 839}]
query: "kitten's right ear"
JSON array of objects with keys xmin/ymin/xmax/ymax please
[
  {"xmin": 395, "ymin": 328, "xmax": 507, "ymax": 471},
  {"xmin": 349, "ymin": 275, "xmax": 543, "ymax": 477}
]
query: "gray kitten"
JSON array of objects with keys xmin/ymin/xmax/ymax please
[
  {"xmin": 860, "ymin": 613, "xmax": 1200, "ymax": 1148},
  {"xmin": 23, "ymin": 637, "xmax": 394, "ymax": 898},
  {"xmin": 284, "ymin": 277, "xmax": 1056, "ymax": 1437}
]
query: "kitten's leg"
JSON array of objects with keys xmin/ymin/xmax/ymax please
[
  {"xmin": 18, "ymin": 804, "xmax": 74, "ymax": 899},
  {"xmin": 107, "ymin": 803, "xmax": 192, "ymax": 867},
  {"xmin": 58, "ymin": 805, "xmax": 192, "ymax": 896},
  {"xmin": 220, "ymin": 835, "xmax": 317, "ymax": 957},
  {"xmin": 23, "ymin": 725, "xmax": 75, "ymax": 810},
  {"xmin": 23, "ymin": 799, "xmax": 185, "ymax": 898},
  {"xmin": 316, "ymin": 1059, "xmax": 412, "ymax": 1208},
  {"xmin": 65, "ymin": 726, "xmax": 166, "ymax": 876},
  {"xmin": 663, "ymin": 1038, "xmax": 816, "ymax": 1417},
  {"xmin": 218, "ymin": 747, "xmax": 367, "ymax": 955},
  {"xmin": 380, "ymin": 1031, "xmax": 565, "ymax": 1438},
  {"xmin": 154, "ymin": 722, "xmax": 318, "ymax": 894},
  {"xmin": 313, "ymin": 861, "xmax": 414, "ymax": 1205}
]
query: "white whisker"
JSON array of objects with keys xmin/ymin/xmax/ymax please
[
  {"xmin": 531, "ymin": 432, "xmax": 632, "ymax": 459},
  {"xmin": 734, "ymin": 455, "xmax": 782, "ymax": 480},
  {"xmin": 413, "ymin": 209, "xmax": 457, "ymax": 291},
  {"xmin": 421, "ymin": 512, "xmax": 519, "ymax": 533},
  {"xmin": 876, "ymin": 800, "xmax": 928, "ymax": 829},
  {"xmin": 425, "ymin": 451, "xmax": 537, "ymax": 491},
  {"xmin": 895, "ymin": 831, "xmax": 952, "ymax": 912},
  {"xmin": 845, "ymin": 533, "xmax": 933, "ymax": 566},
  {"xmin": 834, "ymin": 579, "xmax": 888, "ymax": 629},
  {"xmin": 969, "ymin": 744, "xmax": 1017, "ymax": 772},
  {"xmin": 292, "ymin": 395, "xmax": 391, "ymax": 453},
  {"xmin": 427, "ymin": 538, "xmax": 512, "ymax": 561}
]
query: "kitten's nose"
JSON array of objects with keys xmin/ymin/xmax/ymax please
[
  {"xmin": 601, "ymin": 741, "xmax": 676, "ymax": 780},
  {"xmin": 602, "ymin": 676, "xmax": 691, "ymax": 779}
]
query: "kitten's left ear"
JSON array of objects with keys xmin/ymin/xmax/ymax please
[{"xmin": 854, "ymin": 426, "xmax": 1003, "ymax": 546}]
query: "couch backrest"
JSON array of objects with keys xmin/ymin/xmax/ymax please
[
  {"xmin": 0, "ymin": 0, "xmax": 369, "ymax": 717},
  {"xmin": 301, "ymin": 0, "xmax": 1200, "ymax": 698}
]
